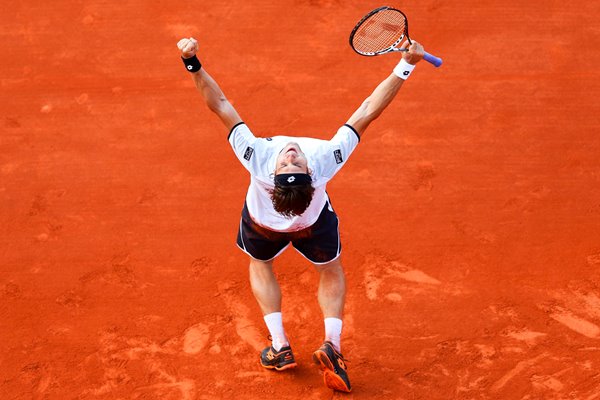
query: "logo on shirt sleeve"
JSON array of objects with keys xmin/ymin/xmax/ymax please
[
  {"xmin": 333, "ymin": 149, "xmax": 343, "ymax": 164},
  {"xmin": 243, "ymin": 146, "xmax": 254, "ymax": 161}
]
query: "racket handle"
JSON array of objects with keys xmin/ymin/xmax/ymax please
[{"xmin": 423, "ymin": 52, "xmax": 443, "ymax": 67}]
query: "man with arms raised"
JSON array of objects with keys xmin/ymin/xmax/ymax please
[{"xmin": 177, "ymin": 37, "xmax": 423, "ymax": 392}]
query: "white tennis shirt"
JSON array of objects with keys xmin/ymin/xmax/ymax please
[{"xmin": 228, "ymin": 123, "xmax": 360, "ymax": 232}]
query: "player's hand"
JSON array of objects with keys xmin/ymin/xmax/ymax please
[
  {"xmin": 177, "ymin": 37, "xmax": 199, "ymax": 59},
  {"xmin": 400, "ymin": 40, "xmax": 424, "ymax": 65}
]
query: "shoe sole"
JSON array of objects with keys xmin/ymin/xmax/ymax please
[
  {"xmin": 312, "ymin": 350, "xmax": 351, "ymax": 393},
  {"xmin": 261, "ymin": 361, "xmax": 297, "ymax": 371}
]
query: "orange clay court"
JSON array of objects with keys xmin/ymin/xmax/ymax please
[{"xmin": 1, "ymin": 1, "xmax": 600, "ymax": 399}]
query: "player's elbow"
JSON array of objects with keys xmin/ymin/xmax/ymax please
[{"xmin": 347, "ymin": 99, "xmax": 379, "ymax": 132}]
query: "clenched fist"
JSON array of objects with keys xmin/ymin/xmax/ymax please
[
  {"xmin": 400, "ymin": 40, "xmax": 424, "ymax": 65},
  {"xmin": 177, "ymin": 37, "xmax": 198, "ymax": 59}
]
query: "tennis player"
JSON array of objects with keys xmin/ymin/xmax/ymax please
[{"xmin": 177, "ymin": 37, "xmax": 424, "ymax": 393}]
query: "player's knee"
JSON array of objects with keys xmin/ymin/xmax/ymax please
[
  {"xmin": 249, "ymin": 257, "xmax": 274, "ymax": 271},
  {"xmin": 314, "ymin": 257, "xmax": 343, "ymax": 273}
]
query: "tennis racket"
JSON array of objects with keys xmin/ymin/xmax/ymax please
[{"xmin": 350, "ymin": 6, "xmax": 443, "ymax": 67}]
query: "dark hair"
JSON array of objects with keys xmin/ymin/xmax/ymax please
[{"xmin": 270, "ymin": 182, "xmax": 315, "ymax": 217}]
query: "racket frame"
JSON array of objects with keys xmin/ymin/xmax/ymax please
[{"xmin": 349, "ymin": 6, "xmax": 412, "ymax": 57}]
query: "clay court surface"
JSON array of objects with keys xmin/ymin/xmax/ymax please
[{"xmin": 2, "ymin": 0, "xmax": 600, "ymax": 398}]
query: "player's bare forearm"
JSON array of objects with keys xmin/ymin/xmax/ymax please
[
  {"xmin": 346, "ymin": 74, "xmax": 404, "ymax": 136},
  {"xmin": 178, "ymin": 37, "xmax": 242, "ymax": 132},
  {"xmin": 190, "ymin": 69, "xmax": 242, "ymax": 130},
  {"xmin": 346, "ymin": 40, "xmax": 424, "ymax": 137}
]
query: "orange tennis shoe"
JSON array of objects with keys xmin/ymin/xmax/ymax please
[
  {"xmin": 260, "ymin": 345, "xmax": 297, "ymax": 371},
  {"xmin": 312, "ymin": 341, "xmax": 351, "ymax": 392}
]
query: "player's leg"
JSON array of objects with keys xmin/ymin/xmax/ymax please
[
  {"xmin": 248, "ymin": 256, "xmax": 291, "ymax": 351},
  {"xmin": 249, "ymin": 257, "xmax": 297, "ymax": 370},
  {"xmin": 238, "ymin": 201, "xmax": 290, "ymax": 347},
  {"xmin": 249, "ymin": 257, "xmax": 282, "ymax": 315},
  {"xmin": 314, "ymin": 257, "xmax": 346, "ymax": 344},
  {"xmin": 291, "ymin": 201, "xmax": 351, "ymax": 391},
  {"xmin": 236, "ymin": 203, "xmax": 296, "ymax": 370},
  {"xmin": 290, "ymin": 200, "xmax": 345, "ymax": 349},
  {"xmin": 312, "ymin": 258, "xmax": 351, "ymax": 392}
]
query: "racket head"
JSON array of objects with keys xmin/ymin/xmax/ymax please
[{"xmin": 349, "ymin": 6, "xmax": 411, "ymax": 56}]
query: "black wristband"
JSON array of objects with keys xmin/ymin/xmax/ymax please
[{"xmin": 181, "ymin": 55, "xmax": 201, "ymax": 72}]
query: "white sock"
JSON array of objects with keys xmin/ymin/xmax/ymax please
[
  {"xmin": 263, "ymin": 312, "xmax": 289, "ymax": 351},
  {"xmin": 324, "ymin": 317, "xmax": 343, "ymax": 352}
]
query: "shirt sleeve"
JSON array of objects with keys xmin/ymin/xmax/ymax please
[
  {"xmin": 228, "ymin": 122, "xmax": 270, "ymax": 175},
  {"xmin": 317, "ymin": 124, "xmax": 360, "ymax": 180}
]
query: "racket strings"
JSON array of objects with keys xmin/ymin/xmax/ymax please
[{"xmin": 352, "ymin": 9, "xmax": 406, "ymax": 54}]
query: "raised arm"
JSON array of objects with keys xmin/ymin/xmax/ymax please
[
  {"xmin": 346, "ymin": 40, "xmax": 424, "ymax": 137},
  {"xmin": 177, "ymin": 37, "xmax": 243, "ymax": 131}
]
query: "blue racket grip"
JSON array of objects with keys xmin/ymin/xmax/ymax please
[{"xmin": 423, "ymin": 52, "xmax": 443, "ymax": 67}]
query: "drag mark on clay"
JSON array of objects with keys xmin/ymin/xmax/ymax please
[
  {"xmin": 385, "ymin": 292, "xmax": 403, "ymax": 302},
  {"xmin": 18, "ymin": 362, "xmax": 53, "ymax": 399},
  {"xmin": 83, "ymin": 324, "xmax": 209, "ymax": 398},
  {"xmin": 182, "ymin": 323, "xmax": 210, "ymax": 355},
  {"xmin": 219, "ymin": 281, "xmax": 264, "ymax": 352},
  {"xmin": 364, "ymin": 269, "xmax": 382, "ymax": 300},
  {"xmin": 134, "ymin": 379, "xmax": 196, "ymax": 400},
  {"xmin": 37, "ymin": 373, "xmax": 52, "ymax": 396},
  {"xmin": 362, "ymin": 256, "xmax": 445, "ymax": 302},
  {"xmin": 550, "ymin": 308, "xmax": 600, "ymax": 339},
  {"xmin": 587, "ymin": 253, "xmax": 600, "ymax": 266},
  {"xmin": 490, "ymin": 353, "xmax": 548, "ymax": 392},
  {"xmin": 388, "ymin": 266, "xmax": 441, "ymax": 285},
  {"xmin": 530, "ymin": 373, "xmax": 565, "ymax": 392},
  {"xmin": 577, "ymin": 291, "xmax": 600, "ymax": 319},
  {"xmin": 505, "ymin": 328, "xmax": 547, "ymax": 345}
]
